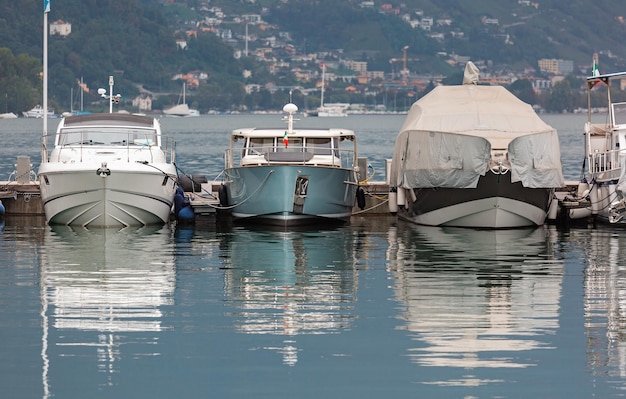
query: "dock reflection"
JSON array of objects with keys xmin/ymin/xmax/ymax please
[{"xmin": 387, "ymin": 224, "xmax": 563, "ymax": 386}]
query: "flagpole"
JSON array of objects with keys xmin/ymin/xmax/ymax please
[{"xmin": 42, "ymin": 0, "xmax": 50, "ymax": 162}]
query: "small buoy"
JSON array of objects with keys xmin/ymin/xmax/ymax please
[
  {"xmin": 177, "ymin": 205, "xmax": 195, "ymax": 221},
  {"xmin": 174, "ymin": 187, "xmax": 187, "ymax": 215},
  {"xmin": 356, "ymin": 187, "xmax": 366, "ymax": 210},
  {"xmin": 0, "ymin": 200, "xmax": 4, "ymax": 216}
]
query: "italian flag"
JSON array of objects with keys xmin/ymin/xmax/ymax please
[{"xmin": 283, "ymin": 131, "xmax": 288, "ymax": 147}]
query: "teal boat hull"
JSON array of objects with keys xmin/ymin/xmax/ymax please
[{"xmin": 224, "ymin": 165, "xmax": 357, "ymax": 226}]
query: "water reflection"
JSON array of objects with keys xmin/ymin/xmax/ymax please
[
  {"xmin": 579, "ymin": 228, "xmax": 626, "ymax": 378},
  {"xmin": 40, "ymin": 225, "xmax": 175, "ymax": 395},
  {"xmin": 387, "ymin": 224, "xmax": 563, "ymax": 386},
  {"xmin": 219, "ymin": 225, "xmax": 360, "ymax": 366}
]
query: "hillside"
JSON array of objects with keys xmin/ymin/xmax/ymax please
[
  {"xmin": 1, "ymin": 0, "xmax": 625, "ymax": 114},
  {"xmin": 261, "ymin": 0, "xmax": 626, "ymax": 72}
]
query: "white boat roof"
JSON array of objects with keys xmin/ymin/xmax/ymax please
[
  {"xmin": 400, "ymin": 84, "xmax": 554, "ymax": 140},
  {"xmin": 61, "ymin": 113, "xmax": 157, "ymax": 129},
  {"xmin": 231, "ymin": 127, "xmax": 356, "ymax": 140}
]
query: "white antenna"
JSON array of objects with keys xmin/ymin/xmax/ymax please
[
  {"xmin": 283, "ymin": 103, "xmax": 298, "ymax": 134},
  {"xmin": 98, "ymin": 75, "xmax": 120, "ymax": 113}
]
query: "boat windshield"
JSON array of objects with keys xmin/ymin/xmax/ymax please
[
  {"xmin": 613, "ymin": 102, "xmax": 626, "ymax": 128},
  {"xmin": 246, "ymin": 137, "xmax": 338, "ymax": 155},
  {"xmin": 306, "ymin": 137, "xmax": 337, "ymax": 156},
  {"xmin": 58, "ymin": 127, "xmax": 158, "ymax": 146},
  {"xmin": 247, "ymin": 137, "xmax": 274, "ymax": 155}
]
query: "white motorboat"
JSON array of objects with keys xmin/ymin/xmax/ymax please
[
  {"xmin": 317, "ymin": 103, "xmax": 349, "ymax": 117},
  {"xmin": 584, "ymin": 70, "xmax": 626, "ymax": 223},
  {"xmin": 221, "ymin": 103, "xmax": 361, "ymax": 226},
  {"xmin": 389, "ymin": 62, "xmax": 564, "ymax": 228},
  {"xmin": 22, "ymin": 105, "xmax": 56, "ymax": 118},
  {"xmin": 38, "ymin": 110, "xmax": 178, "ymax": 227}
]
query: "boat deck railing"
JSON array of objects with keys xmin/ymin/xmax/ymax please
[
  {"xmin": 225, "ymin": 145, "xmax": 356, "ymax": 169},
  {"xmin": 47, "ymin": 130, "xmax": 176, "ymax": 164},
  {"xmin": 588, "ymin": 149, "xmax": 621, "ymax": 176}
]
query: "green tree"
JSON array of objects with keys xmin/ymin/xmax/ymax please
[
  {"xmin": 508, "ymin": 79, "xmax": 537, "ymax": 105},
  {"xmin": 0, "ymin": 47, "xmax": 41, "ymax": 113},
  {"xmin": 546, "ymin": 80, "xmax": 577, "ymax": 113}
]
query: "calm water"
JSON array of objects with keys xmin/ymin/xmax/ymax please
[{"xmin": 1, "ymin": 113, "xmax": 624, "ymax": 398}]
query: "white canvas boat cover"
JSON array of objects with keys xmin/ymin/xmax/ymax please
[{"xmin": 390, "ymin": 84, "xmax": 564, "ymax": 189}]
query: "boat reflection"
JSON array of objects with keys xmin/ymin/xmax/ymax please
[
  {"xmin": 387, "ymin": 224, "xmax": 563, "ymax": 386},
  {"xmin": 578, "ymin": 228, "xmax": 626, "ymax": 378},
  {"xmin": 219, "ymin": 225, "xmax": 360, "ymax": 366},
  {"xmin": 40, "ymin": 225, "xmax": 175, "ymax": 395}
]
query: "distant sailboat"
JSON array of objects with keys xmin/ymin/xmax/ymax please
[
  {"xmin": 62, "ymin": 78, "xmax": 91, "ymax": 117},
  {"xmin": 164, "ymin": 82, "xmax": 199, "ymax": 117},
  {"xmin": 308, "ymin": 64, "xmax": 348, "ymax": 117}
]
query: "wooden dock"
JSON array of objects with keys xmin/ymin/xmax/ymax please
[{"xmin": 0, "ymin": 182, "xmax": 44, "ymax": 216}]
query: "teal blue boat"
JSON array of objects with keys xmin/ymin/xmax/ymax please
[{"xmin": 222, "ymin": 103, "xmax": 360, "ymax": 226}]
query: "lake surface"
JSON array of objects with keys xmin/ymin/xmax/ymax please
[{"xmin": 2, "ymin": 113, "xmax": 625, "ymax": 398}]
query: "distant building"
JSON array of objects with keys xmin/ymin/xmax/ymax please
[
  {"xmin": 343, "ymin": 60, "xmax": 368, "ymax": 74},
  {"xmin": 538, "ymin": 58, "xmax": 574, "ymax": 75},
  {"xmin": 132, "ymin": 93, "xmax": 152, "ymax": 112},
  {"xmin": 531, "ymin": 78, "xmax": 553, "ymax": 93},
  {"xmin": 50, "ymin": 20, "xmax": 71, "ymax": 36},
  {"xmin": 481, "ymin": 17, "xmax": 499, "ymax": 25}
]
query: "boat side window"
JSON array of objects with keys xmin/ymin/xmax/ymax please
[
  {"xmin": 247, "ymin": 138, "xmax": 274, "ymax": 155},
  {"xmin": 307, "ymin": 138, "xmax": 332, "ymax": 155},
  {"xmin": 613, "ymin": 102, "xmax": 626, "ymax": 128},
  {"xmin": 60, "ymin": 129, "xmax": 82, "ymax": 145},
  {"xmin": 132, "ymin": 131, "xmax": 157, "ymax": 146}
]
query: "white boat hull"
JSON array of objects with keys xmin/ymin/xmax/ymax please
[
  {"xmin": 39, "ymin": 163, "xmax": 176, "ymax": 227},
  {"xmin": 38, "ymin": 109, "xmax": 177, "ymax": 228}
]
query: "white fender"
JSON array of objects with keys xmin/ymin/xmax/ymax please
[
  {"xmin": 397, "ymin": 187, "xmax": 406, "ymax": 209},
  {"xmin": 388, "ymin": 190, "xmax": 398, "ymax": 214},
  {"xmin": 577, "ymin": 181, "xmax": 589, "ymax": 198},
  {"xmin": 547, "ymin": 197, "xmax": 559, "ymax": 221}
]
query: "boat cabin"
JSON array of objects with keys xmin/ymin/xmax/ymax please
[
  {"xmin": 585, "ymin": 72, "xmax": 626, "ymax": 179},
  {"xmin": 226, "ymin": 128, "xmax": 357, "ymax": 168},
  {"xmin": 48, "ymin": 113, "xmax": 175, "ymax": 165}
]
